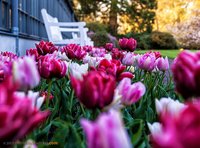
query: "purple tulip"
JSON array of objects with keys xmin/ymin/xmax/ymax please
[
  {"xmin": 156, "ymin": 57, "xmax": 169, "ymax": 71},
  {"xmin": 117, "ymin": 78, "xmax": 145, "ymax": 105},
  {"xmin": 12, "ymin": 56, "xmax": 40, "ymax": 90},
  {"xmin": 137, "ymin": 53, "xmax": 156, "ymax": 71},
  {"xmin": 81, "ymin": 110, "xmax": 132, "ymax": 148},
  {"xmin": 119, "ymin": 38, "xmax": 137, "ymax": 52},
  {"xmin": 122, "ymin": 52, "xmax": 135, "ymax": 66}
]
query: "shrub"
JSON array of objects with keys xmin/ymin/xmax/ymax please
[
  {"xmin": 150, "ymin": 31, "xmax": 178, "ymax": 49},
  {"xmin": 124, "ymin": 32, "xmax": 152, "ymax": 50},
  {"xmin": 86, "ymin": 22, "xmax": 108, "ymax": 33},
  {"xmin": 90, "ymin": 32, "xmax": 111, "ymax": 47}
]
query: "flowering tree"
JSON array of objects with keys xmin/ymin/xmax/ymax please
[{"xmin": 167, "ymin": 11, "xmax": 200, "ymax": 49}]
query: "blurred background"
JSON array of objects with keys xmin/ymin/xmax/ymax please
[{"xmin": 72, "ymin": 0, "xmax": 200, "ymax": 49}]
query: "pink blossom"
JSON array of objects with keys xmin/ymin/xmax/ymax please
[
  {"xmin": 137, "ymin": 53, "xmax": 156, "ymax": 71},
  {"xmin": 122, "ymin": 52, "xmax": 135, "ymax": 66},
  {"xmin": 81, "ymin": 110, "xmax": 132, "ymax": 148},
  {"xmin": 117, "ymin": 78, "xmax": 145, "ymax": 105},
  {"xmin": 156, "ymin": 57, "xmax": 169, "ymax": 71},
  {"xmin": 36, "ymin": 40, "xmax": 58, "ymax": 55}
]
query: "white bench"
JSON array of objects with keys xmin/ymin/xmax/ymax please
[{"xmin": 41, "ymin": 9, "xmax": 93, "ymax": 46}]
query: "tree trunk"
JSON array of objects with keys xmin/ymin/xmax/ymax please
[{"xmin": 109, "ymin": 0, "xmax": 118, "ymax": 35}]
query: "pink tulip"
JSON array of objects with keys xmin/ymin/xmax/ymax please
[
  {"xmin": 12, "ymin": 56, "xmax": 40, "ymax": 90},
  {"xmin": 0, "ymin": 78, "xmax": 49, "ymax": 144},
  {"xmin": 83, "ymin": 45, "xmax": 93, "ymax": 52},
  {"xmin": 36, "ymin": 40, "xmax": 58, "ymax": 55},
  {"xmin": 152, "ymin": 101, "xmax": 200, "ymax": 148},
  {"xmin": 171, "ymin": 50, "xmax": 200, "ymax": 99},
  {"xmin": 137, "ymin": 53, "xmax": 156, "ymax": 71},
  {"xmin": 119, "ymin": 38, "xmax": 137, "ymax": 52},
  {"xmin": 70, "ymin": 71, "xmax": 116, "ymax": 109},
  {"xmin": 26, "ymin": 49, "xmax": 39, "ymax": 61},
  {"xmin": 38, "ymin": 54, "xmax": 67, "ymax": 79},
  {"xmin": 122, "ymin": 52, "xmax": 135, "ymax": 66},
  {"xmin": 105, "ymin": 43, "xmax": 114, "ymax": 51},
  {"xmin": 156, "ymin": 57, "xmax": 169, "ymax": 71},
  {"xmin": 89, "ymin": 47, "xmax": 106, "ymax": 57},
  {"xmin": 62, "ymin": 44, "xmax": 86, "ymax": 60},
  {"xmin": 81, "ymin": 110, "xmax": 132, "ymax": 148},
  {"xmin": 97, "ymin": 59, "xmax": 134, "ymax": 81},
  {"xmin": 117, "ymin": 78, "xmax": 145, "ymax": 105},
  {"xmin": 146, "ymin": 51, "xmax": 161, "ymax": 59}
]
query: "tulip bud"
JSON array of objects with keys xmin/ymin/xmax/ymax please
[
  {"xmin": 105, "ymin": 43, "xmax": 114, "ymax": 51},
  {"xmin": 36, "ymin": 40, "xmax": 58, "ymax": 55},
  {"xmin": 156, "ymin": 57, "xmax": 169, "ymax": 71},
  {"xmin": 137, "ymin": 53, "xmax": 156, "ymax": 71},
  {"xmin": 122, "ymin": 52, "xmax": 135, "ymax": 66}
]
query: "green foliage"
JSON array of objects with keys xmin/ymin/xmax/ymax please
[
  {"xmin": 86, "ymin": 22, "xmax": 108, "ymax": 33},
  {"xmin": 124, "ymin": 31, "xmax": 178, "ymax": 49},
  {"xmin": 90, "ymin": 32, "xmax": 113, "ymax": 47},
  {"xmin": 125, "ymin": 32, "xmax": 152, "ymax": 50},
  {"xmin": 73, "ymin": 0, "xmax": 157, "ymax": 34},
  {"xmin": 150, "ymin": 31, "xmax": 178, "ymax": 49}
]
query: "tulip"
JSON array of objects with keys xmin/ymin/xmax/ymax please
[
  {"xmin": 155, "ymin": 97, "xmax": 185, "ymax": 116},
  {"xmin": 105, "ymin": 43, "xmax": 114, "ymax": 51},
  {"xmin": 171, "ymin": 50, "xmax": 200, "ymax": 99},
  {"xmin": 68, "ymin": 62, "xmax": 88, "ymax": 80},
  {"xmin": 122, "ymin": 52, "xmax": 135, "ymax": 66},
  {"xmin": 137, "ymin": 53, "xmax": 156, "ymax": 71},
  {"xmin": 15, "ymin": 91, "xmax": 45, "ymax": 109},
  {"xmin": 97, "ymin": 59, "xmax": 134, "ymax": 80},
  {"xmin": 83, "ymin": 55, "xmax": 102, "ymax": 67},
  {"xmin": 146, "ymin": 51, "xmax": 161, "ymax": 59},
  {"xmin": 38, "ymin": 54, "xmax": 67, "ymax": 79},
  {"xmin": 26, "ymin": 49, "xmax": 39, "ymax": 61},
  {"xmin": 152, "ymin": 101, "xmax": 200, "ymax": 148},
  {"xmin": 147, "ymin": 122, "xmax": 162, "ymax": 137},
  {"xmin": 0, "ymin": 78, "xmax": 49, "ymax": 144},
  {"xmin": 62, "ymin": 44, "xmax": 86, "ymax": 60},
  {"xmin": 70, "ymin": 71, "xmax": 116, "ymax": 109},
  {"xmin": 156, "ymin": 57, "xmax": 169, "ymax": 71},
  {"xmin": 12, "ymin": 56, "xmax": 40, "ymax": 90},
  {"xmin": 117, "ymin": 78, "xmax": 145, "ymax": 105},
  {"xmin": 89, "ymin": 47, "xmax": 106, "ymax": 57},
  {"xmin": 111, "ymin": 48, "xmax": 124, "ymax": 61},
  {"xmin": 83, "ymin": 45, "xmax": 93, "ymax": 52},
  {"xmin": 119, "ymin": 38, "xmax": 137, "ymax": 52},
  {"xmin": 81, "ymin": 110, "xmax": 132, "ymax": 148},
  {"xmin": 36, "ymin": 40, "xmax": 58, "ymax": 55}
]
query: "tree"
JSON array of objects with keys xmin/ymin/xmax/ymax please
[{"xmin": 72, "ymin": 0, "xmax": 157, "ymax": 35}]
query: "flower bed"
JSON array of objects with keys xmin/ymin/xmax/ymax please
[{"xmin": 0, "ymin": 38, "xmax": 199, "ymax": 147}]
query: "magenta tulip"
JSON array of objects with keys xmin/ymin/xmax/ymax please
[
  {"xmin": 0, "ymin": 78, "xmax": 49, "ymax": 145},
  {"xmin": 81, "ymin": 110, "xmax": 132, "ymax": 148},
  {"xmin": 152, "ymin": 101, "xmax": 200, "ymax": 148},
  {"xmin": 105, "ymin": 43, "xmax": 114, "ymax": 51},
  {"xmin": 36, "ymin": 40, "xmax": 58, "ymax": 55},
  {"xmin": 119, "ymin": 38, "xmax": 137, "ymax": 52},
  {"xmin": 38, "ymin": 54, "xmax": 67, "ymax": 79},
  {"xmin": 70, "ymin": 71, "xmax": 116, "ymax": 109},
  {"xmin": 171, "ymin": 50, "xmax": 200, "ymax": 99},
  {"xmin": 62, "ymin": 44, "xmax": 86, "ymax": 60},
  {"xmin": 26, "ymin": 49, "xmax": 39, "ymax": 61}
]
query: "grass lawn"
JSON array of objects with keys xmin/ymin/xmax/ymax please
[{"xmin": 135, "ymin": 49, "xmax": 198, "ymax": 59}]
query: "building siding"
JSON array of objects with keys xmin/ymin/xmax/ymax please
[{"xmin": 0, "ymin": 0, "xmax": 76, "ymax": 55}]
